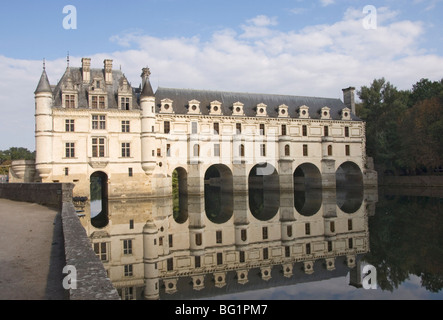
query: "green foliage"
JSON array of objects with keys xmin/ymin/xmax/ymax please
[
  {"xmin": 358, "ymin": 77, "xmax": 443, "ymax": 175},
  {"xmin": 0, "ymin": 147, "xmax": 35, "ymax": 175}
]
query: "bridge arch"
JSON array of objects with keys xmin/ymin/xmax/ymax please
[
  {"xmin": 248, "ymin": 163, "xmax": 280, "ymax": 221},
  {"xmin": 90, "ymin": 171, "xmax": 109, "ymax": 229},
  {"xmin": 336, "ymin": 161, "xmax": 364, "ymax": 213},
  {"xmin": 204, "ymin": 164, "xmax": 234, "ymax": 224},
  {"xmin": 293, "ymin": 163, "xmax": 322, "ymax": 190}
]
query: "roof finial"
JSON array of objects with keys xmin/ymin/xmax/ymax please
[
  {"xmin": 67, "ymin": 51, "xmax": 70, "ymax": 68},
  {"xmin": 43, "ymin": 58, "xmax": 46, "ymax": 71}
]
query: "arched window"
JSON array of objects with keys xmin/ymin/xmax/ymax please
[
  {"xmin": 328, "ymin": 145, "xmax": 333, "ymax": 156},
  {"xmin": 241, "ymin": 229, "xmax": 247, "ymax": 241},
  {"xmin": 285, "ymin": 144, "xmax": 290, "ymax": 156},
  {"xmin": 193, "ymin": 144, "xmax": 200, "ymax": 157},
  {"xmin": 240, "ymin": 144, "xmax": 245, "ymax": 157}
]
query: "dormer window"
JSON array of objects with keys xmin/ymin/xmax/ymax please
[
  {"xmin": 341, "ymin": 107, "xmax": 351, "ymax": 120},
  {"xmin": 62, "ymin": 76, "xmax": 78, "ymax": 108},
  {"xmin": 256, "ymin": 103, "xmax": 267, "ymax": 117},
  {"xmin": 160, "ymin": 99, "xmax": 174, "ymax": 113},
  {"xmin": 90, "ymin": 95, "xmax": 107, "ymax": 109},
  {"xmin": 278, "ymin": 104, "xmax": 289, "ymax": 118},
  {"xmin": 210, "ymin": 101, "xmax": 222, "ymax": 115},
  {"xmin": 232, "ymin": 102, "xmax": 244, "ymax": 116},
  {"xmin": 118, "ymin": 77, "xmax": 132, "ymax": 110},
  {"xmin": 299, "ymin": 105, "xmax": 310, "ymax": 119},
  {"xmin": 321, "ymin": 107, "xmax": 331, "ymax": 120},
  {"xmin": 188, "ymin": 100, "xmax": 201, "ymax": 114},
  {"xmin": 64, "ymin": 94, "xmax": 76, "ymax": 108}
]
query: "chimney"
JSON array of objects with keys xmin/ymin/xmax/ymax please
[
  {"xmin": 81, "ymin": 58, "xmax": 91, "ymax": 83},
  {"xmin": 104, "ymin": 59, "xmax": 113, "ymax": 84},
  {"xmin": 342, "ymin": 87, "xmax": 356, "ymax": 115}
]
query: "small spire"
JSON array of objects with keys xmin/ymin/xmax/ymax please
[
  {"xmin": 43, "ymin": 58, "xmax": 46, "ymax": 71},
  {"xmin": 35, "ymin": 64, "xmax": 52, "ymax": 94},
  {"xmin": 67, "ymin": 51, "xmax": 70, "ymax": 68}
]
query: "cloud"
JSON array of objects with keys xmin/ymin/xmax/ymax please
[
  {"xmin": 1, "ymin": 8, "xmax": 442, "ymax": 150},
  {"xmin": 320, "ymin": 0, "xmax": 335, "ymax": 7}
]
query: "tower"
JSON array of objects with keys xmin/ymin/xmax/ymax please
[
  {"xmin": 34, "ymin": 61, "xmax": 53, "ymax": 181},
  {"xmin": 140, "ymin": 67, "xmax": 157, "ymax": 175}
]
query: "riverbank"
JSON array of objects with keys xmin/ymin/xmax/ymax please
[{"xmin": 379, "ymin": 175, "xmax": 443, "ymax": 188}]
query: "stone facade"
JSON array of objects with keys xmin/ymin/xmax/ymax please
[{"xmin": 33, "ymin": 57, "xmax": 377, "ymax": 200}]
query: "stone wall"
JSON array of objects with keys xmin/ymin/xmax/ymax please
[{"xmin": 0, "ymin": 183, "xmax": 71, "ymax": 210}]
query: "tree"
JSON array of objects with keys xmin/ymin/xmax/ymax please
[{"xmin": 358, "ymin": 78, "xmax": 408, "ymax": 174}]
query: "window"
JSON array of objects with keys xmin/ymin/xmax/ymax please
[
  {"xmin": 65, "ymin": 95, "xmax": 75, "ymax": 108},
  {"xmin": 169, "ymin": 234, "xmax": 173, "ymax": 248},
  {"xmin": 166, "ymin": 144, "xmax": 171, "ymax": 157},
  {"xmin": 121, "ymin": 287, "xmax": 134, "ymax": 300},
  {"xmin": 167, "ymin": 258, "xmax": 173, "ymax": 271},
  {"xmin": 236, "ymin": 123, "xmax": 242, "ymax": 134},
  {"xmin": 123, "ymin": 239, "xmax": 133, "ymax": 255},
  {"xmin": 217, "ymin": 252, "xmax": 223, "ymax": 265},
  {"xmin": 195, "ymin": 233, "xmax": 202, "ymax": 246},
  {"xmin": 262, "ymin": 227, "xmax": 268, "ymax": 240},
  {"xmin": 285, "ymin": 246, "xmax": 290, "ymax": 257},
  {"xmin": 195, "ymin": 256, "xmax": 201, "ymax": 268},
  {"xmin": 285, "ymin": 145, "xmax": 290, "ymax": 156},
  {"xmin": 164, "ymin": 121, "xmax": 170, "ymax": 134},
  {"xmin": 328, "ymin": 241, "xmax": 333, "ymax": 252},
  {"xmin": 303, "ymin": 144, "xmax": 308, "ymax": 156},
  {"xmin": 122, "ymin": 143, "xmax": 131, "ymax": 158},
  {"xmin": 263, "ymin": 248, "xmax": 269, "ymax": 260},
  {"xmin": 239, "ymin": 251, "xmax": 245, "ymax": 263},
  {"xmin": 306, "ymin": 243, "xmax": 311, "ymax": 254},
  {"xmin": 305, "ymin": 223, "xmax": 311, "ymax": 235},
  {"xmin": 64, "ymin": 167, "xmax": 69, "ymax": 176},
  {"xmin": 157, "ymin": 148, "xmax": 161, "ymax": 157},
  {"xmin": 121, "ymin": 97, "xmax": 130, "ymax": 110},
  {"xmin": 191, "ymin": 122, "xmax": 198, "ymax": 134},
  {"xmin": 91, "ymin": 96, "xmax": 98, "ymax": 109},
  {"xmin": 324, "ymin": 126, "xmax": 329, "ymax": 137},
  {"xmin": 193, "ymin": 144, "xmax": 200, "ymax": 157},
  {"xmin": 348, "ymin": 238, "xmax": 353, "ymax": 249},
  {"xmin": 129, "ymin": 219, "xmax": 134, "ymax": 229},
  {"xmin": 214, "ymin": 122, "xmax": 219, "ymax": 135},
  {"xmin": 92, "ymin": 115, "xmax": 106, "ymax": 130},
  {"xmin": 92, "ymin": 138, "xmax": 105, "ymax": 158},
  {"xmin": 260, "ymin": 124, "xmax": 265, "ymax": 135},
  {"xmin": 330, "ymin": 221, "xmax": 335, "ymax": 233},
  {"xmin": 345, "ymin": 126, "xmax": 350, "ymax": 137},
  {"xmin": 260, "ymin": 144, "xmax": 266, "ymax": 157},
  {"xmin": 93, "ymin": 242, "xmax": 109, "ymax": 262},
  {"xmin": 287, "ymin": 225, "xmax": 293, "ymax": 237},
  {"xmin": 216, "ymin": 230, "xmax": 222, "ymax": 244},
  {"xmin": 281, "ymin": 124, "xmax": 287, "ymax": 136},
  {"xmin": 122, "ymin": 121, "xmax": 130, "ymax": 133},
  {"xmin": 65, "ymin": 143, "xmax": 75, "ymax": 158},
  {"xmin": 241, "ymin": 229, "xmax": 247, "ymax": 241},
  {"xmin": 239, "ymin": 144, "xmax": 245, "ymax": 157},
  {"xmin": 214, "ymin": 144, "xmax": 220, "ymax": 157},
  {"xmin": 345, "ymin": 145, "xmax": 350, "ymax": 156},
  {"xmin": 348, "ymin": 219, "xmax": 353, "ymax": 231},
  {"xmin": 99, "ymin": 96, "xmax": 105, "ymax": 109},
  {"xmin": 302, "ymin": 125, "xmax": 307, "ymax": 136},
  {"xmin": 65, "ymin": 119, "xmax": 74, "ymax": 132},
  {"xmin": 328, "ymin": 145, "xmax": 333, "ymax": 156}
]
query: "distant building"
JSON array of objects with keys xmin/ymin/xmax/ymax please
[{"xmin": 23, "ymin": 57, "xmax": 377, "ymax": 199}]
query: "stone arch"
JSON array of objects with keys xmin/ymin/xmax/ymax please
[
  {"xmin": 248, "ymin": 163, "xmax": 280, "ymax": 221},
  {"xmin": 90, "ymin": 171, "xmax": 109, "ymax": 229},
  {"xmin": 293, "ymin": 163, "xmax": 322, "ymax": 190},
  {"xmin": 336, "ymin": 161, "xmax": 364, "ymax": 213},
  {"xmin": 204, "ymin": 164, "xmax": 234, "ymax": 224}
]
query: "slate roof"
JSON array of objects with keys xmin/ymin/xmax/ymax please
[
  {"xmin": 51, "ymin": 67, "xmax": 140, "ymax": 110},
  {"xmin": 34, "ymin": 70, "xmax": 52, "ymax": 94},
  {"xmin": 155, "ymin": 87, "xmax": 361, "ymax": 121}
]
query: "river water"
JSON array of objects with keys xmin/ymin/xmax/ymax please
[{"xmin": 82, "ymin": 186, "xmax": 443, "ymax": 300}]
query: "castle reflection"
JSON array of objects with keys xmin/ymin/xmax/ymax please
[{"xmin": 79, "ymin": 187, "xmax": 377, "ymax": 300}]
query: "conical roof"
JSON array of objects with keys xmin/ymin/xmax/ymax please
[
  {"xmin": 140, "ymin": 78, "xmax": 154, "ymax": 97},
  {"xmin": 34, "ymin": 70, "xmax": 52, "ymax": 94}
]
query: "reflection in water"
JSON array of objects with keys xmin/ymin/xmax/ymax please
[
  {"xmin": 336, "ymin": 186, "xmax": 364, "ymax": 214},
  {"xmin": 204, "ymin": 185, "xmax": 233, "ymax": 224},
  {"xmin": 294, "ymin": 188, "xmax": 322, "ymax": 216},
  {"xmin": 79, "ymin": 186, "xmax": 443, "ymax": 300}
]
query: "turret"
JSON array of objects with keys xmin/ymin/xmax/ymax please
[
  {"xmin": 34, "ymin": 62, "xmax": 53, "ymax": 180},
  {"xmin": 143, "ymin": 219, "xmax": 159, "ymax": 300},
  {"xmin": 140, "ymin": 67, "xmax": 157, "ymax": 174}
]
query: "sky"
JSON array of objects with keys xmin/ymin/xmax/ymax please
[{"xmin": 0, "ymin": 0, "xmax": 442, "ymax": 151}]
